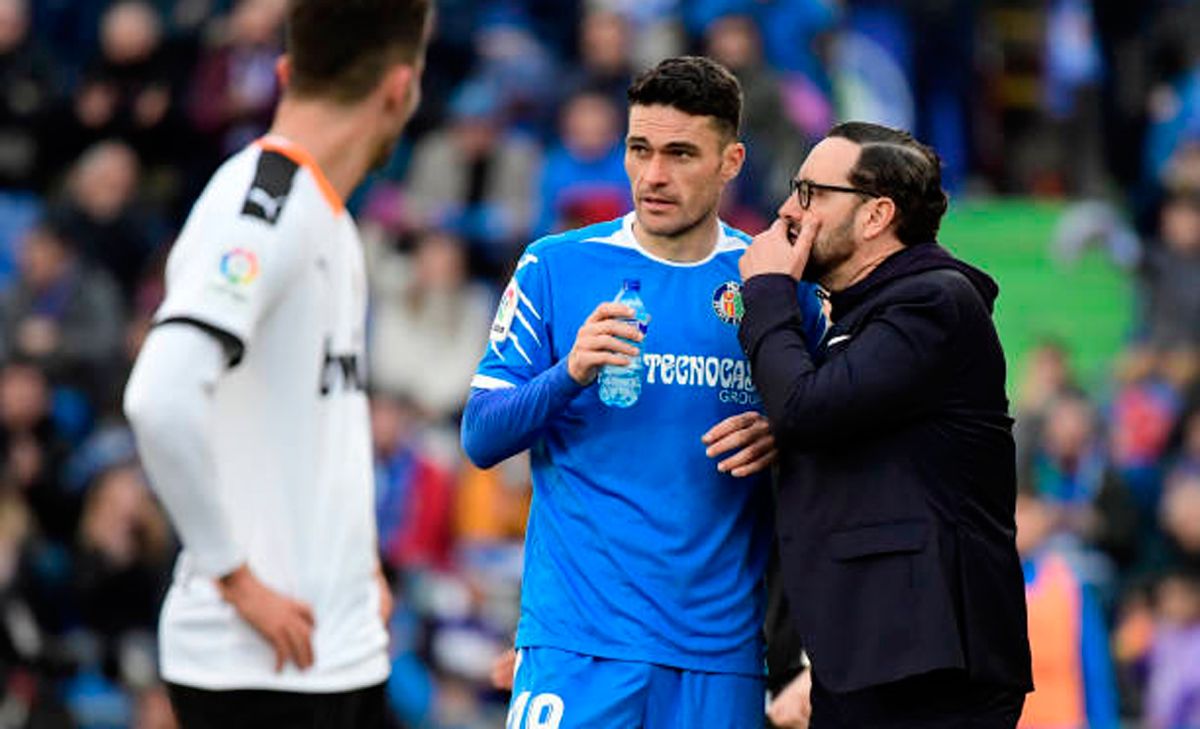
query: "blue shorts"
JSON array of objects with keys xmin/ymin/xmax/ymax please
[{"xmin": 506, "ymin": 646, "xmax": 765, "ymax": 729}]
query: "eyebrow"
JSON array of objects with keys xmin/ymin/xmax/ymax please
[{"xmin": 625, "ymin": 136, "xmax": 703, "ymax": 154}]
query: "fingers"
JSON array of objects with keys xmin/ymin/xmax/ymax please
[
  {"xmin": 586, "ymin": 302, "xmax": 636, "ymax": 324},
  {"xmin": 490, "ymin": 649, "xmax": 517, "ymax": 691},
  {"xmin": 702, "ymin": 411, "xmax": 763, "ymax": 449},
  {"xmin": 702, "ymin": 413, "xmax": 776, "ymax": 477},
  {"xmin": 575, "ymin": 350, "xmax": 633, "ymax": 371},
  {"xmin": 270, "ymin": 601, "xmax": 315, "ymax": 672},
  {"xmin": 569, "ymin": 310, "xmax": 645, "ymax": 385},
  {"xmin": 728, "ymin": 447, "xmax": 776, "ymax": 478},
  {"xmin": 379, "ymin": 589, "xmax": 394, "ymax": 624},
  {"xmin": 794, "ymin": 219, "xmax": 821, "ymax": 251},
  {"xmin": 567, "ymin": 350, "xmax": 633, "ymax": 386},
  {"xmin": 585, "ymin": 318, "xmax": 644, "ymax": 342},
  {"xmin": 769, "ymin": 216, "xmax": 791, "ymax": 242},
  {"xmin": 766, "ymin": 691, "xmax": 811, "ymax": 728},
  {"xmin": 580, "ymin": 332, "xmax": 640, "ymax": 357},
  {"xmin": 704, "ymin": 413, "xmax": 770, "ymax": 458},
  {"xmin": 289, "ymin": 619, "xmax": 314, "ymax": 670},
  {"xmin": 270, "ymin": 625, "xmax": 310, "ymax": 673},
  {"xmin": 296, "ymin": 601, "xmax": 315, "ymax": 628},
  {"xmin": 717, "ymin": 435, "xmax": 775, "ymax": 474}
]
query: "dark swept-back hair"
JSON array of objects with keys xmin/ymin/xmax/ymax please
[
  {"xmin": 287, "ymin": 0, "xmax": 432, "ymax": 103},
  {"xmin": 828, "ymin": 121, "xmax": 948, "ymax": 246},
  {"xmin": 626, "ymin": 56, "xmax": 742, "ymax": 140}
]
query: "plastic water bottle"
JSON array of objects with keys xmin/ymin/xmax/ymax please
[{"xmin": 599, "ymin": 279, "xmax": 650, "ymax": 408}]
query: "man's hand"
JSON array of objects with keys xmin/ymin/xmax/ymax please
[
  {"xmin": 566, "ymin": 302, "xmax": 644, "ymax": 386},
  {"xmin": 376, "ymin": 567, "xmax": 393, "ymax": 625},
  {"xmin": 217, "ymin": 564, "xmax": 315, "ymax": 672},
  {"xmin": 702, "ymin": 411, "xmax": 776, "ymax": 477},
  {"xmin": 767, "ymin": 669, "xmax": 812, "ymax": 728},
  {"xmin": 739, "ymin": 219, "xmax": 820, "ymax": 281},
  {"xmin": 490, "ymin": 648, "xmax": 517, "ymax": 691}
]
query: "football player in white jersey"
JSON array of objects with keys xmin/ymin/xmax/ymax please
[{"xmin": 122, "ymin": 1, "xmax": 431, "ymax": 725}]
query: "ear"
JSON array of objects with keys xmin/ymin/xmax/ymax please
[
  {"xmin": 381, "ymin": 63, "xmax": 416, "ymax": 112},
  {"xmin": 720, "ymin": 141, "xmax": 746, "ymax": 183},
  {"xmin": 275, "ymin": 54, "xmax": 291, "ymax": 89},
  {"xmin": 861, "ymin": 196, "xmax": 896, "ymax": 240}
]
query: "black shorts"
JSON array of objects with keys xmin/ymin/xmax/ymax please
[{"xmin": 166, "ymin": 681, "xmax": 387, "ymax": 729}]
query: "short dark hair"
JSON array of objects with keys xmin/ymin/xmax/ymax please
[
  {"xmin": 626, "ymin": 56, "xmax": 742, "ymax": 140},
  {"xmin": 286, "ymin": 0, "xmax": 432, "ymax": 103},
  {"xmin": 828, "ymin": 121, "xmax": 948, "ymax": 246}
]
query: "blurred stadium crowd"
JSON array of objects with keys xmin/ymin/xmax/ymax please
[{"xmin": 0, "ymin": 0, "xmax": 1196, "ymax": 727}]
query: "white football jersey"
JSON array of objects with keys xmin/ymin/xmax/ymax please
[{"xmin": 152, "ymin": 135, "xmax": 388, "ymax": 692}]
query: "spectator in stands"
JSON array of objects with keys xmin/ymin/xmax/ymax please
[
  {"xmin": 1030, "ymin": 394, "xmax": 1140, "ymax": 568},
  {"xmin": 1108, "ymin": 347, "xmax": 1196, "ymax": 538},
  {"xmin": 0, "ymin": 493, "xmax": 75, "ymax": 725},
  {"xmin": 1016, "ymin": 491, "xmax": 1121, "ymax": 729},
  {"xmin": 1143, "ymin": 568, "xmax": 1200, "ymax": 729},
  {"xmin": 470, "ymin": 9, "xmax": 558, "ymax": 136},
  {"xmin": 0, "ymin": 361, "xmax": 74, "ymax": 544},
  {"xmin": 705, "ymin": 13, "xmax": 803, "ymax": 213},
  {"xmin": 49, "ymin": 1, "xmax": 184, "ymax": 176},
  {"xmin": 0, "ymin": 0, "xmax": 60, "ymax": 192},
  {"xmin": 366, "ymin": 228, "xmax": 494, "ymax": 421},
  {"xmin": 1168, "ymin": 407, "xmax": 1200, "ymax": 478},
  {"xmin": 187, "ymin": 0, "xmax": 284, "ymax": 158},
  {"xmin": 1160, "ymin": 470, "xmax": 1200, "ymax": 572},
  {"xmin": 0, "ymin": 0, "xmax": 57, "ymax": 287},
  {"xmin": 0, "ymin": 221, "xmax": 124, "ymax": 405},
  {"xmin": 1138, "ymin": 175, "xmax": 1200, "ymax": 350},
  {"xmin": 74, "ymin": 464, "xmax": 172, "ymax": 653},
  {"xmin": 52, "ymin": 141, "xmax": 164, "ymax": 309},
  {"xmin": 1015, "ymin": 339, "xmax": 1083, "ymax": 486},
  {"xmin": 533, "ymin": 88, "xmax": 629, "ymax": 236},
  {"xmin": 563, "ymin": 9, "xmax": 634, "ymax": 111},
  {"xmin": 371, "ymin": 393, "xmax": 454, "ymax": 572},
  {"xmin": 403, "ymin": 81, "xmax": 540, "ymax": 273}
]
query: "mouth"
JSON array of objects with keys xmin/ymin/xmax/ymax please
[
  {"xmin": 786, "ymin": 222, "xmax": 801, "ymax": 244},
  {"xmin": 639, "ymin": 195, "xmax": 678, "ymax": 212}
]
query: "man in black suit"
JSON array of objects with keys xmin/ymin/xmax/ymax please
[{"xmin": 737, "ymin": 121, "xmax": 1033, "ymax": 727}]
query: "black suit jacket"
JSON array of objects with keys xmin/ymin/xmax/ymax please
[{"xmin": 739, "ymin": 243, "xmax": 1033, "ymax": 695}]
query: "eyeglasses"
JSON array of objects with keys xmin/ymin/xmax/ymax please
[{"xmin": 789, "ymin": 178, "xmax": 879, "ymax": 210}]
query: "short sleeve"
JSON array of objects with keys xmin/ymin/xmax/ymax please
[
  {"xmin": 472, "ymin": 249, "xmax": 555, "ymax": 389},
  {"xmin": 154, "ymin": 151, "xmax": 309, "ymax": 359}
]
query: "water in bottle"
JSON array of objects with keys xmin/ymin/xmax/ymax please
[{"xmin": 599, "ymin": 279, "xmax": 650, "ymax": 408}]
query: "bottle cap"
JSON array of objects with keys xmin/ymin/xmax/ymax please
[{"xmin": 623, "ymin": 279, "xmax": 641, "ymax": 291}]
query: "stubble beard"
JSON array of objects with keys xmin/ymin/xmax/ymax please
[
  {"xmin": 636, "ymin": 192, "xmax": 719, "ymax": 241},
  {"xmin": 801, "ymin": 216, "xmax": 856, "ymax": 284}
]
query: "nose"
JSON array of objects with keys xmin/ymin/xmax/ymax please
[
  {"xmin": 777, "ymin": 192, "xmax": 803, "ymax": 222},
  {"xmin": 642, "ymin": 153, "xmax": 669, "ymax": 187}
]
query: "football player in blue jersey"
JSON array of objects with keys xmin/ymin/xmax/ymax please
[{"xmin": 462, "ymin": 56, "xmax": 826, "ymax": 728}]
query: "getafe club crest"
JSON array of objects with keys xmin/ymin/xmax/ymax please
[{"xmin": 712, "ymin": 281, "xmax": 744, "ymax": 325}]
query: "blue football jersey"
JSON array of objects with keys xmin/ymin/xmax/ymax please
[{"xmin": 473, "ymin": 213, "xmax": 826, "ymax": 676}]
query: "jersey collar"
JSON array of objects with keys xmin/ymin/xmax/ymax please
[
  {"xmin": 586, "ymin": 212, "xmax": 746, "ymax": 268},
  {"xmin": 256, "ymin": 135, "xmax": 345, "ymax": 216}
]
